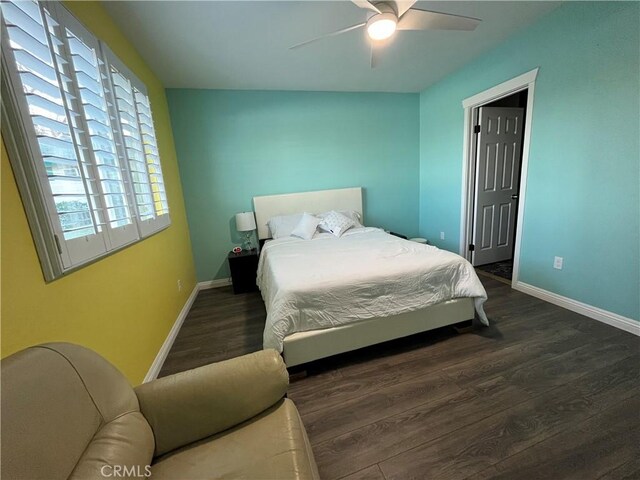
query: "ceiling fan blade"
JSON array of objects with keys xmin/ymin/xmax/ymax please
[
  {"xmin": 350, "ymin": 0, "xmax": 381, "ymax": 13},
  {"xmin": 393, "ymin": 0, "xmax": 417, "ymax": 17},
  {"xmin": 397, "ymin": 8, "xmax": 481, "ymax": 31},
  {"xmin": 289, "ymin": 22, "xmax": 366, "ymax": 50}
]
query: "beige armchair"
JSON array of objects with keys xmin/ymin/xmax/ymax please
[{"xmin": 1, "ymin": 343, "xmax": 319, "ymax": 480}]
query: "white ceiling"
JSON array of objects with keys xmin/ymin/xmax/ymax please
[{"xmin": 103, "ymin": 1, "xmax": 561, "ymax": 93}]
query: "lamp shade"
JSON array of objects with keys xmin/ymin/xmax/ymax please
[{"xmin": 235, "ymin": 212, "xmax": 256, "ymax": 232}]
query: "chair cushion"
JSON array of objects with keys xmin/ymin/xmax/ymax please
[
  {"xmin": 135, "ymin": 349, "xmax": 289, "ymax": 457},
  {"xmin": 150, "ymin": 399, "xmax": 320, "ymax": 480},
  {"xmin": 1, "ymin": 346, "xmax": 102, "ymax": 480},
  {"xmin": 1, "ymin": 343, "xmax": 154, "ymax": 480},
  {"xmin": 68, "ymin": 412, "xmax": 155, "ymax": 480}
]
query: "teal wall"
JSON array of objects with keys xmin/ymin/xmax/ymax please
[
  {"xmin": 418, "ymin": 2, "xmax": 639, "ymax": 320},
  {"xmin": 167, "ymin": 90, "xmax": 419, "ymax": 281}
]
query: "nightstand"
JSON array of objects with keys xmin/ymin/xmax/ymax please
[{"xmin": 228, "ymin": 249, "xmax": 259, "ymax": 294}]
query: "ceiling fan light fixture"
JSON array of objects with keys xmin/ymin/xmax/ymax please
[{"xmin": 366, "ymin": 13, "xmax": 397, "ymax": 40}]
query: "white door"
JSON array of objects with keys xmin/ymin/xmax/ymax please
[{"xmin": 472, "ymin": 106, "xmax": 524, "ymax": 266}]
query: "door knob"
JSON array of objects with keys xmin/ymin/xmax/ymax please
[{"xmin": 511, "ymin": 194, "xmax": 519, "ymax": 200}]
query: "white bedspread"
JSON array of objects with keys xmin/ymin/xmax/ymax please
[{"xmin": 257, "ymin": 227, "xmax": 488, "ymax": 352}]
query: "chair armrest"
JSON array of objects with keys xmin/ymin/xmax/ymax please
[{"xmin": 135, "ymin": 349, "xmax": 288, "ymax": 457}]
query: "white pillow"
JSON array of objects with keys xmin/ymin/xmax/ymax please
[
  {"xmin": 319, "ymin": 210, "xmax": 364, "ymax": 227},
  {"xmin": 291, "ymin": 213, "xmax": 321, "ymax": 240},
  {"xmin": 318, "ymin": 211, "xmax": 356, "ymax": 237},
  {"xmin": 267, "ymin": 213, "xmax": 303, "ymax": 239}
]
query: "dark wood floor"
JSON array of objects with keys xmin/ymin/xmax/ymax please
[
  {"xmin": 160, "ymin": 276, "xmax": 640, "ymax": 480},
  {"xmin": 159, "ymin": 285, "xmax": 266, "ymax": 376}
]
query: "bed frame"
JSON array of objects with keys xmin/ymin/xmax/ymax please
[{"xmin": 252, "ymin": 187, "xmax": 475, "ymax": 367}]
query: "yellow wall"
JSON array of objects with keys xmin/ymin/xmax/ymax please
[{"xmin": 1, "ymin": 1, "xmax": 196, "ymax": 383}]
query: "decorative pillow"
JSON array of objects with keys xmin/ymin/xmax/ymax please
[
  {"xmin": 318, "ymin": 211, "xmax": 356, "ymax": 237},
  {"xmin": 319, "ymin": 210, "xmax": 364, "ymax": 227},
  {"xmin": 267, "ymin": 213, "xmax": 304, "ymax": 239},
  {"xmin": 291, "ymin": 213, "xmax": 321, "ymax": 240}
]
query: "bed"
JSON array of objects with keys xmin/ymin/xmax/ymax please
[{"xmin": 253, "ymin": 187, "xmax": 488, "ymax": 367}]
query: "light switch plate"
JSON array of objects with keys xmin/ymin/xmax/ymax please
[{"xmin": 553, "ymin": 256, "xmax": 563, "ymax": 270}]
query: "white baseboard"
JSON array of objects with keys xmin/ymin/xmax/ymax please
[
  {"xmin": 143, "ymin": 284, "xmax": 200, "ymax": 383},
  {"xmin": 198, "ymin": 278, "xmax": 231, "ymax": 290},
  {"xmin": 513, "ymin": 281, "xmax": 639, "ymax": 336}
]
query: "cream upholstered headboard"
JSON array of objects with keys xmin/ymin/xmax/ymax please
[{"xmin": 253, "ymin": 187, "xmax": 363, "ymax": 240}]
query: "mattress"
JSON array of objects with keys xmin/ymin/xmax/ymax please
[{"xmin": 257, "ymin": 227, "xmax": 488, "ymax": 351}]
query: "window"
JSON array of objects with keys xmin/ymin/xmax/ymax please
[{"xmin": 1, "ymin": 0, "xmax": 170, "ymax": 280}]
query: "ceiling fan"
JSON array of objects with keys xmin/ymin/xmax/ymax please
[{"xmin": 290, "ymin": 0, "xmax": 481, "ymax": 68}]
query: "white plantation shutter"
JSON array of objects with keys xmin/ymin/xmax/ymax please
[
  {"xmin": 134, "ymin": 89, "xmax": 169, "ymax": 216},
  {"xmin": 109, "ymin": 66, "xmax": 153, "ymax": 220},
  {"xmin": 1, "ymin": 0, "xmax": 107, "ymax": 268},
  {"xmin": 1, "ymin": 0, "xmax": 170, "ymax": 280},
  {"xmin": 102, "ymin": 47, "xmax": 170, "ymax": 236},
  {"xmin": 54, "ymin": 6, "xmax": 139, "ymax": 248}
]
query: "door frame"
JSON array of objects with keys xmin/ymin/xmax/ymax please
[{"xmin": 459, "ymin": 68, "xmax": 538, "ymax": 287}]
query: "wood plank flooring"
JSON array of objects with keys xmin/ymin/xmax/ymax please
[
  {"xmin": 160, "ymin": 276, "xmax": 640, "ymax": 480},
  {"xmin": 159, "ymin": 285, "xmax": 265, "ymax": 376}
]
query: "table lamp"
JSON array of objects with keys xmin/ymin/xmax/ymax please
[{"xmin": 235, "ymin": 212, "xmax": 256, "ymax": 251}]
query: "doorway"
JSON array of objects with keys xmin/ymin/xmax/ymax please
[
  {"xmin": 459, "ymin": 69, "xmax": 538, "ymax": 286},
  {"xmin": 472, "ymin": 90, "xmax": 527, "ymax": 280}
]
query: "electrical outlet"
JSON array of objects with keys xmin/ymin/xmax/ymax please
[
  {"xmin": 177, "ymin": 279, "xmax": 183, "ymax": 291},
  {"xmin": 440, "ymin": 232, "xmax": 445, "ymax": 240},
  {"xmin": 553, "ymin": 256, "xmax": 563, "ymax": 270}
]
